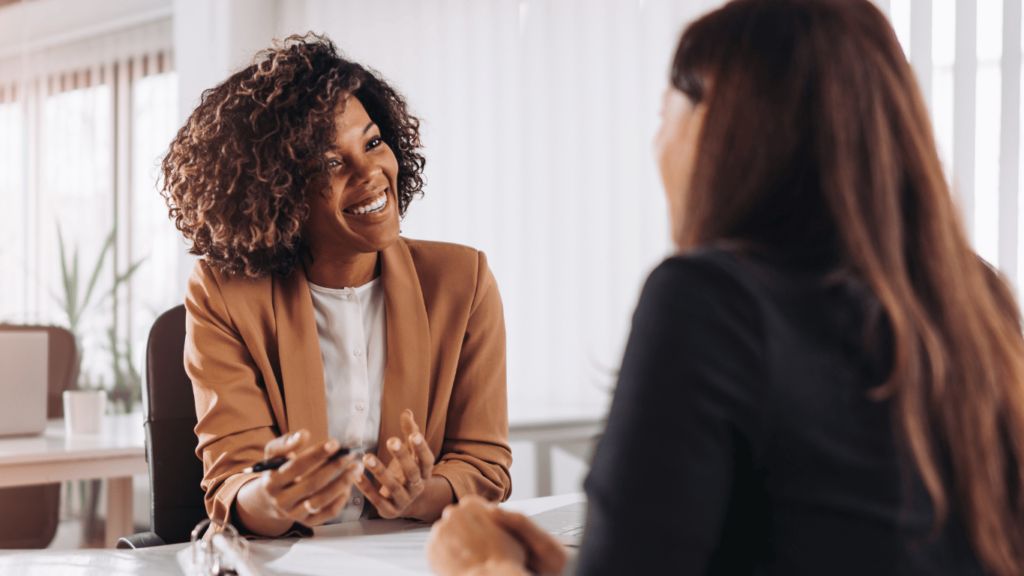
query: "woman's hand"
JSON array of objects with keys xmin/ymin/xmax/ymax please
[
  {"xmin": 234, "ymin": 429, "xmax": 364, "ymax": 536},
  {"xmin": 427, "ymin": 497, "xmax": 571, "ymax": 576},
  {"xmin": 355, "ymin": 409, "xmax": 455, "ymax": 521},
  {"xmin": 490, "ymin": 507, "xmax": 570, "ymax": 575},
  {"xmin": 426, "ymin": 496, "xmax": 529, "ymax": 576}
]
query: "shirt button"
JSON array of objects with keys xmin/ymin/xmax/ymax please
[
  {"xmin": 354, "ymin": 497, "xmax": 362, "ymax": 505},
  {"xmin": 353, "ymin": 347, "xmax": 362, "ymax": 356},
  {"xmin": 355, "ymin": 402, "xmax": 365, "ymax": 411},
  {"xmin": 347, "ymin": 293, "xmax": 356, "ymax": 301}
]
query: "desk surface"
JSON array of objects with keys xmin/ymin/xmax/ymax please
[
  {"xmin": 0, "ymin": 414, "xmax": 144, "ymax": 467},
  {"xmin": 0, "ymin": 413, "xmax": 146, "ymax": 488},
  {"xmin": 0, "ymin": 493, "xmax": 587, "ymax": 576},
  {"xmin": 0, "ymin": 413, "xmax": 148, "ymax": 548}
]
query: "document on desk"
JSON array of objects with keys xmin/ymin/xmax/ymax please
[{"xmin": 263, "ymin": 520, "xmax": 433, "ymax": 575}]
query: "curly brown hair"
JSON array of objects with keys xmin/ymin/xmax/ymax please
[{"xmin": 161, "ymin": 33, "xmax": 425, "ymax": 278}]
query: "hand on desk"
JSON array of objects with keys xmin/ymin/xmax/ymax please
[
  {"xmin": 235, "ymin": 429, "xmax": 363, "ymax": 536},
  {"xmin": 356, "ymin": 409, "xmax": 455, "ymax": 521},
  {"xmin": 427, "ymin": 496, "xmax": 569, "ymax": 576}
]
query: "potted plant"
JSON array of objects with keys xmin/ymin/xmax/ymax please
[{"xmin": 54, "ymin": 223, "xmax": 144, "ymax": 546}]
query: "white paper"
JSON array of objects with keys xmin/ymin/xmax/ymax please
[{"xmin": 264, "ymin": 525, "xmax": 434, "ymax": 576}]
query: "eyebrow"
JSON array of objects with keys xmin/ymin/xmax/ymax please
[{"xmin": 328, "ymin": 122, "xmax": 379, "ymax": 151}]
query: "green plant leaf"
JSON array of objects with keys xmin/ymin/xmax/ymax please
[
  {"xmin": 80, "ymin": 230, "xmax": 114, "ymax": 317},
  {"xmin": 56, "ymin": 224, "xmax": 74, "ymax": 323},
  {"xmin": 111, "ymin": 257, "xmax": 145, "ymax": 291}
]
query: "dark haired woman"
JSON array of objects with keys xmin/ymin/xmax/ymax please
[
  {"xmin": 427, "ymin": 0, "xmax": 1024, "ymax": 574},
  {"xmin": 162, "ymin": 35, "xmax": 511, "ymax": 537}
]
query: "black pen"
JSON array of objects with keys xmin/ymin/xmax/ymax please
[{"xmin": 243, "ymin": 445, "xmax": 354, "ymax": 473}]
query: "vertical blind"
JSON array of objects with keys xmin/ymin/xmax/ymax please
[{"xmin": 889, "ymin": 0, "xmax": 1023, "ymax": 289}]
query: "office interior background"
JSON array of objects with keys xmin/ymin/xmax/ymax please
[{"xmin": 0, "ymin": 0, "xmax": 1017, "ymax": 546}]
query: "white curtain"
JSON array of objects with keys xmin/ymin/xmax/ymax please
[
  {"xmin": 130, "ymin": 71, "xmax": 181, "ymax": 371},
  {"xmin": 0, "ymin": 98, "xmax": 27, "ymax": 324},
  {"xmin": 37, "ymin": 83, "xmax": 116, "ymax": 381}
]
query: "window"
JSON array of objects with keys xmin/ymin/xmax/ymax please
[
  {"xmin": 130, "ymin": 70, "xmax": 181, "ymax": 376},
  {"xmin": 0, "ymin": 15, "xmax": 177, "ymax": 395},
  {"xmin": 0, "ymin": 91, "xmax": 26, "ymax": 323}
]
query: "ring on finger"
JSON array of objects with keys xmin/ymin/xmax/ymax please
[{"xmin": 304, "ymin": 500, "xmax": 322, "ymax": 515}]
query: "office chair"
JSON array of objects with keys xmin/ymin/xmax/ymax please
[
  {"xmin": 116, "ymin": 305, "xmax": 208, "ymax": 548},
  {"xmin": 0, "ymin": 324, "xmax": 78, "ymax": 548}
]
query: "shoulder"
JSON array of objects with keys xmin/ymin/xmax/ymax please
[
  {"xmin": 402, "ymin": 237, "xmax": 494, "ymax": 292},
  {"xmin": 399, "ymin": 237, "xmax": 500, "ymax": 315},
  {"xmin": 637, "ymin": 248, "xmax": 763, "ymax": 329},
  {"xmin": 615, "ymin": 248, "xmax": 769, "ymax": 430},
  {"xmin": 188, "ymin": 258, "xmax": 272, "ymax": 292},
  {"xmin": 186, "ymin": 259, "xmax": 273, "ymax": 317},
  {"xmin": 403, "ymin": 238, "xmax": 487, "ymax": 276}
]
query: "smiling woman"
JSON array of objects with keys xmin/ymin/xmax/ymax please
[
  {"xmin": 162, "ymin": 34, "xmax": 424, "ymax": 280},
  {"xmin": 303, "ymin": 97, "xmax": 402, "ymax": 289},
  {"xmin": 160, "ymin": 34, "xmax": 512, "ymax": 538}
]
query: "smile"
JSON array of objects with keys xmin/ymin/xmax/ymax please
[{"xmin": 344, "ymin": 190, "xmax": 388, "ymax": 215}]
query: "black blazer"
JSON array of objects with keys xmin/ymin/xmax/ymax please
[{"xmin": 574, "ymin": 248, "xmax": 983, "ymax": 575}]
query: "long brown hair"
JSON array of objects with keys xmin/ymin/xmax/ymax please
[{"xmin": 673, "ymin": 0, "xmax": 1024, "ymax": 573}]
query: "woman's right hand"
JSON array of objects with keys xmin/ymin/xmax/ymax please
[{"xmin": 234, "ymin": 429, "xmax": 364, "ymax": 536}]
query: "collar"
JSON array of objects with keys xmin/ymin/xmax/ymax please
[{"xmin": 271, "ymin": 238, "xmax": 431, "ymax": 458}]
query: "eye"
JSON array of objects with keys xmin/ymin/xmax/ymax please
[
  {"xmin": 367, "ymin": 137, "xmax": 383, "ymax": 151},
  {"xmin": 327, "ymin": 158, "xmax": 343, "ymax": 169}
]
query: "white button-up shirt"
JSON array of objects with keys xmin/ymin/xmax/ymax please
[{"xmin": 308, "ymin": 276, "xmax": 386, "ymax": 523}]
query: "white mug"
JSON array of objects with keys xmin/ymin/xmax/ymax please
[{"xmin": 63, "ymin": 390, "xmax": 107, "ymax": 435}]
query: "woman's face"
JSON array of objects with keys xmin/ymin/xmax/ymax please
[
  {"xmin": 654, "ymin": 86, "xmax": 705, "ymax": 246},
  {"xmin": 305, "ymin": 97, "xmax": 401, "ymax": 259}
]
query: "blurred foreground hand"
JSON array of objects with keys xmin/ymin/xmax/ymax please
[{"xmin": 426, "ymin": 496, "xmax": 570, "ymax": 576}]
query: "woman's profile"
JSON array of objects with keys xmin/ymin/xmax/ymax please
[
  {"xmin": 427, "ymin": 0, "xmax": 1024, "ymax": 574},
  {"xmin": 162, "ymin": 34, "xmax": 512, "ymax": 537}
]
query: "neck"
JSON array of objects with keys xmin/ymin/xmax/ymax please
[{"xmin": 305, "ymin": 249, "xmax": 380, "ymax": 289}]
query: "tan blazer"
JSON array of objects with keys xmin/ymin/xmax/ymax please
[{"xmin": 184, "ymin": 237, "xmax": 512, "ymax": 523}]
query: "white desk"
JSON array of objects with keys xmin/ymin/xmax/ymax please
[
  {"xmin": 0, "ymin": 493, "xmax": 587, "ymax": 575},
  {"xmin": 0, "ymin": 413, "xmax": 147, "ymax": 548}
]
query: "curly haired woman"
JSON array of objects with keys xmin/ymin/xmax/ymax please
[{"xmin": 161, "ymin": 34, "xmax": 511, "ymax": 537}]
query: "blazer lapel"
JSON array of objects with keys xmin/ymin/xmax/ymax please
[
  {"xmin": 378, "ymin": 238, "xmax": 431, "ymax": 465},
  {"xmin": 272, "ymin": 267, "xmax": 330, "ymax": 441}
]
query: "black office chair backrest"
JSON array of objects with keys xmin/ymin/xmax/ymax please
[{"xmin": 143, "ymin": 305, "xmax": 208, "ymax": 544}]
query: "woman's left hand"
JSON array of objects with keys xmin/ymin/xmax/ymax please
[{"xmin": 356, "ymin": 409, "xmax": 453, "ymax": 520}]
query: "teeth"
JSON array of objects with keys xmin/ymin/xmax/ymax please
[{"xmin": 348, "ymin": 192, "xmax": 387, "ymax": 215}]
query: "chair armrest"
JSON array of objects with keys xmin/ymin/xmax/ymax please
[{"xmin": 116, "ymin": 531, "xmax": 166, "ymax": 549}]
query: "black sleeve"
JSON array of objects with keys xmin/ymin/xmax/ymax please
[{"xmin": 574, "ymin": 256, "xmax": 766, "ymax": 575}]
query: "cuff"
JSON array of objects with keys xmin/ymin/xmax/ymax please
[
  {"xmin": 208, "ymin": 471, "xmax": 261, "ymax": 524},
  {"xmin": 432, "ymin": 462, "xmax": 505, "ymax": 504}
]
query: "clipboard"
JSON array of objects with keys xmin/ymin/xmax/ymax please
[{"xmin": 176, "ymin": 518, "xmax": 271, "ymax": 576}]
